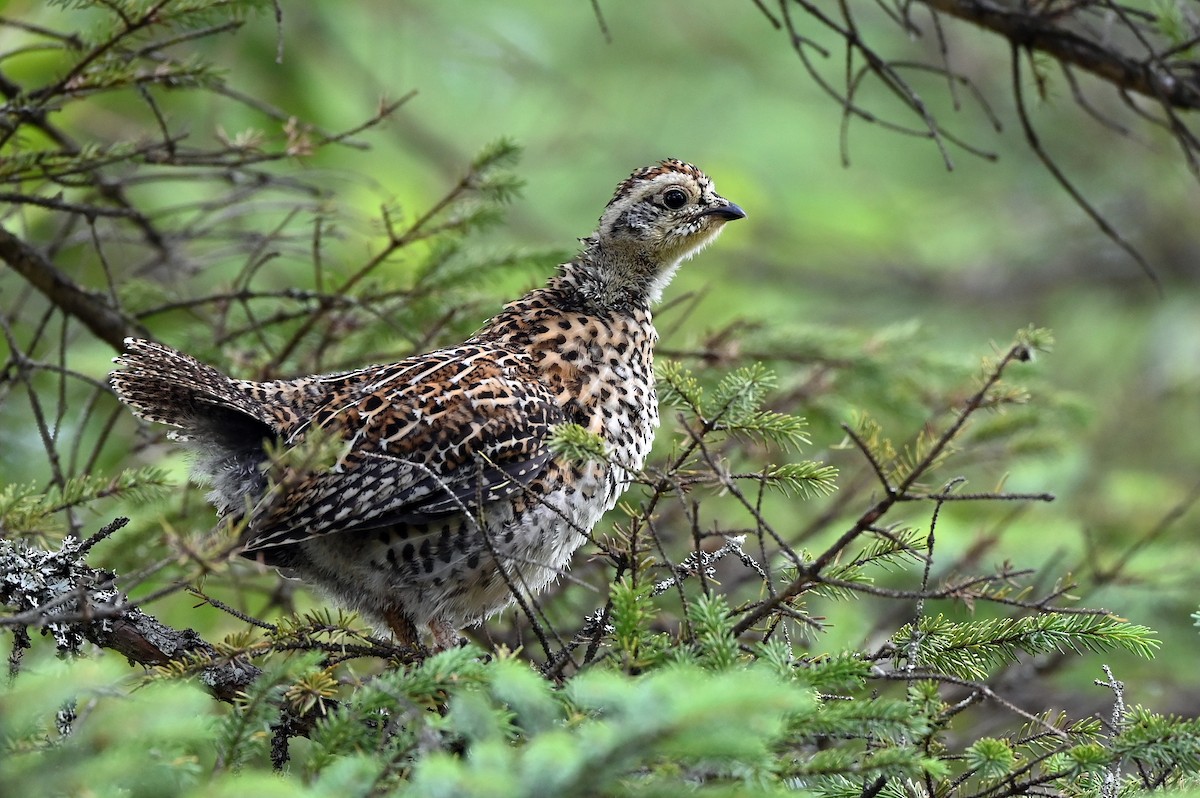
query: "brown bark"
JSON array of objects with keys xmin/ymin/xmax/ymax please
[
  {"xmin": 919, "ymin": 0, "xmax": 1200, "ymax": 110},
  {"xmin": 0, "ymin": 226, "xmax": 148, "ymax": 351}
]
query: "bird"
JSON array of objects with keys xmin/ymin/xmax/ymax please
[{"xmin": 110, "ymin": 159, "xmax": 745, "ymax": 651}]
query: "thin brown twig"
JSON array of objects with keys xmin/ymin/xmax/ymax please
[{"xmin": 1010, "ymin": 44, "xmax": 1162, "ymax": 294}]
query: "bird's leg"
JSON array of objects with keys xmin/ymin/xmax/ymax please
[
  {"xmin": 429, "ymin": 618, "xmax": 462, "ymax": 652},
  {"xmin": 382, "ymin": 606, "xmax": 421, "ymax": 649}
]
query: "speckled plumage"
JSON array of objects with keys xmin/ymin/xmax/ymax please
[{"xmin": 110, "ymin": 159, "xmax": 745, "ymax": 649}]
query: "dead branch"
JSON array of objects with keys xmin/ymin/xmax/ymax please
[
  {"xmin": 919, "ymin": 0, "xmax": 1200, "ymax": 111},
  {"xmin": 0, "ymin": 519, "xmax": 261, "ymax": 702},
  {"xmin": 0, "ymin": 227, "xmax": 149, "ymax": 350}
]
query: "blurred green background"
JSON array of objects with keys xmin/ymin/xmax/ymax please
[{"xmin": 2, "ymin": 0, "xmax": 1198, "ymax": 709}]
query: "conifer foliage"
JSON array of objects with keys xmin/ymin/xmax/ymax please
[{"xmin": 1, "ymin": 3, "xmax": 1197, "ymax": 796}]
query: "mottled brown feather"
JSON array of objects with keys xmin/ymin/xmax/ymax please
[
  {"xmin": 109, "ymin": 159, "xmax": 744, "ymax": 649},
  {"xmin": 243, "ymin": 345, "xmax": 563, "ymax": 550}
]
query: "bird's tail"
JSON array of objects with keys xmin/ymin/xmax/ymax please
[{"xmin": 110, "ymin": 338, "xmax": 278, "ymax": 439}]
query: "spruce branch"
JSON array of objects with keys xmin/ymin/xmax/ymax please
[
  {"xmin": 732, "ymin": 336, "xmax": 1049, "ymax": 638},
  {"xmin": 892, "ymin": 614, "xmax": 1159, "ymax": 680}
]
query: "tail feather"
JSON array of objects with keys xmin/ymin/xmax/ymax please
[
  {"xmin": 111, "ymin": 338, "xmax": 282, "ymax": 517},
  {"xmin": 110, "ymin": 338, "xmax": 278, "ymax": 437}
]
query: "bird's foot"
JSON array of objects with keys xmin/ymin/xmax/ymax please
[{"xmin": 429, "ymin": 618, "xmax": 462, "ymax": 652}]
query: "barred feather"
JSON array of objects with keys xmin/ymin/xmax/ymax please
[{"xmin": 109, "ymin": 161, "xmax": 744, "ymax": 649}]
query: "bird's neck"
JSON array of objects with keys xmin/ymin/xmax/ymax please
[
  {"xmin": 473, "ymin": 256, "xmax": 659, "ymax": 347},
  {"xmin": 556, "ymin": 238, "xmax": 678, "ymax": 312}
]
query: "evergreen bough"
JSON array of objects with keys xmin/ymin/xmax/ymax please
[{"xmin": 1, "ymin": 3, "xmax": 1197, "ymax": 796}]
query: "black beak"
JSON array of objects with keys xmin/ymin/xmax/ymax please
[{"xmin": 701, "ymin": 202, "xmax": 747, "ymax": 221}]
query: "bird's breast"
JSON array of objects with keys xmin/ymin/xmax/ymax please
[{"xmin": 522, "ymin": 309, "xmax": 659, "ymax": 497}]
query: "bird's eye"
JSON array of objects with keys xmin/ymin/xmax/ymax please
[{"xmin": 662, "ymin": 188, "xmax": 688, "ymax": 210}]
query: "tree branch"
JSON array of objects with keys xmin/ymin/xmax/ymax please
[
  {"xmin": 917, "ymin": 0, "xmax": 1200, "ymax": 110},
  {"xmin": 90, "ymin": 603, "xmax": 263, "ymax": 704},
  {"xmin": 0, "ymin": 226, "xmax": 148, "ymax": 350},
  {"xmin": 0, "ymin": 519, "xmax": 260, "ymax": 703},
  {"xmin": 731, "ymin": 339, "xmax": 1038, "ymax": 638}
]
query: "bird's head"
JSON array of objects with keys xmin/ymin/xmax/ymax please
[{"xmin": 576, "ymin": 159, "xmax": 745, "ymax": 307}]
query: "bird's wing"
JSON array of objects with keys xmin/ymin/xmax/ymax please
[{"xmin": 241, "ymin": 345, "xmax": 563, "ymax": 551}]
